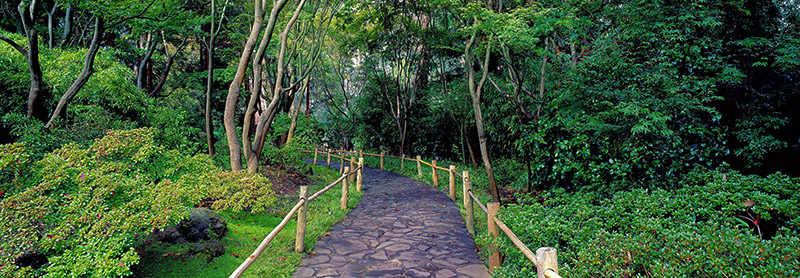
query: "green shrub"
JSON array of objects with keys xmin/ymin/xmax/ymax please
[
  {"xmin": 0, "ymin": 128, "xmax": 275, "ymax": 277},
  {"xmin": 493, "ymin": 169, "xmax": 800, "ymax": 277}
]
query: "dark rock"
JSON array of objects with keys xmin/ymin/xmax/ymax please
[
  {"xmin": 15, "ymin": 251, "xmax": 48, "ymax": 269},
  {"xmin": 188, "ymin": 240, "xmax": 225, "ymax": 262},
  {"xmin": 151, "ymin": 207, "xmax": 227, "ymax": 243}
]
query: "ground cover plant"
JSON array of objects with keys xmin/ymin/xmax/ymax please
[
  {"xmin": 0, "ymin": 128, "xmax": 275, "ymax": 277},
  {"xmin": 130, "ymin": 163, "xmax": 362, "ymax": 278},
  {"xmin": 493, "ymin": 169, "xmax": 800, "ymax": 277}
]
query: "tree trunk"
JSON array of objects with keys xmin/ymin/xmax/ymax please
[
  {"xmin": 2, "ymin": 1, "xmax": 49, "ymax": 121},
  {"xmin": 249, "ymin": 0, "xmax": 307, "ymax": 173},
  {"xmin": 205, "ymin": 0, "xmax": 217, "ymax": 156},
  {"xmin": 60, "ymin": 5, "xmax": 72, "ymax": 47},
  {"xmin": 137, "ymin": 34, "xmax": 155, "ymax": 90},
  {"xmin": 46, "ymin": 1, "xmax": 57, "ymax": 49},
  {"xmin": 45, "ymin": 17, "xmax": 104, "ymax": 128},
  {"xmin": 465, "ymin": 31, "xmax": 500, "ymax": 203},
  {"xmin": 286, "ymin": 76, "xmax": 309, "ymax": 144},
  {"xmin": 223, "ymin": 0, "xmax": 266, "ymax": 171},
  {"xmin": 148, "ymin": 53, "xmax": 175, "ymax": 97}
]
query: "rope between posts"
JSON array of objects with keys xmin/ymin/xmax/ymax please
[
  {"xmin": 469, "ymin": 190, "xmax": 488, "ymax": 214},
  {"xmin": 308, "ymin": 175, "xmax": 346, "ymax": 202},
  {"xmin": 492, "ymin": 216, "xmax": 539, "ymax": 269},
  {"xmin": 229, "ymin": 199, "xmax": 306, "ymax": 278}
]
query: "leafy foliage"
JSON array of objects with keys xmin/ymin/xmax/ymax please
[
  {"xmin": 494, "ymin": 169, "xmax": 800, "ymax": 277},
  {"xmin": 0, "ymin": 128, "xmax": 274, "ymax": 277}
]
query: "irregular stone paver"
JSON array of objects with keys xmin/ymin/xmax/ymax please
[{"xmin": 293, "ymin": 160, "xmax": 490, "ymax": 278}]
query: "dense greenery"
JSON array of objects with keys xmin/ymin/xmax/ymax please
[
  {"xmin": 0, "ymin": 128, "xmax": 274, "ymax": 277},
  {"xmin": 1, "ymin": 0, "xmax": 799, "ymax": 276}
]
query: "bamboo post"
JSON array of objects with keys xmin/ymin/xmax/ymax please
[
  {"xmin": 380, "ymin": 151, "xmax": 385, "ymax": 170},
  {"xmin": 295, "ymin": 186, "xmax": 308, "ymax": 252},
  {"xmin": 349, "ymin": 155, "xmax": 355, "ymax": 182},
  {"xmin": 326, "ymin": 149, "xmax": 331, "ymax": 167},
  {"xmin": 357, "ymin": 157, "xmax": 364, "ymax": 193},
  {"xmin": 416, "ymin": 155, "xmax": 422, "ymax": 177},
  {"xmin": 463, "ymin": 171, "xmax": 474, "ymax": 236},
  {"xmin": 535, "ymin": 247, "xmax": 559, "ymax": 278},
  {"xmin": 401, "ymin": 154, "xmax": 405, "ymax": 170},
  {"xmin": 359, "ymin": 149, "xmax": 363, "ymax": 159},
  {"xmin": 341, "ymin": 167, "xmax": 349, "ymax": 210},
  {"xmin": 339, "ymin": 153, "xmax": 345, "ymax": 174},
  {"xmin": 313, "ymin": 149, "xmax": 318, "ymax": 165},
  {"xmin": 432, "ymin": 160, "xmax": 439, "ymax": 186},
  {"xmin": 488, "ymin": 202, "xmax": 501, "ymax": 272},
  {"xmin": 448, "ymin": 165, "xmax": 456, "ymax": 201}
]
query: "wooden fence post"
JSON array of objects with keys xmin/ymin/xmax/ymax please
[
  {"xmin": 341, "ymin": 167, "xmax": 349, "ymax": 210},
  {"xmin": 488, "ymin": 202, "xmax": 501, "ymax": 273},
  {"xmin": 401, "ymin": 154, "xmax": 405, "ymax": 170},
  {"xmin": 313, "ymin": 149, "xmax": 318, "ymax": 165},
  {"xmin": 462, "ymin": 171, "xmax": 474, "ymax": 236},
  {"xmin": 349, "ymin": 155, "xmax": 355, "ymax": 182},
  {"xmin": 380, "ymin": 151, "xmax": 385, "ymax": 170},
  {"xmin": 339, "ymin": 153, "xmax": 345, "ymax": 174},
  {"xmin": 448, "ymin": 165, "xmax": 456, "ymax": 201},
  {"xmin": 326, "ymin": 149, "xmax": 331, "ymax": 167},
  {"xmin": 359, "ymin": 149, "xmax": 363, "ymax": 159},
  {"xmin": 357, "ymin": 157, "xmax": 364, "ymax": 193},
  {"xmin": 432, "ymin": 160, "xmax": 439, "ymax": 186},
  {"xmin": 535, "ymin": 247, "xmax": 559, "ymax": 278},
  {"xmin": 295, "ymin": 186, "xmax": 308, "ymax": 252},
  {"xmin": 416, "ymin": 155, "xmax": 422, "ymax": 177}
]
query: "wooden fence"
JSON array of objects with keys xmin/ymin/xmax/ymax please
[
  {"xmin": 229, "ymin": 153, "xmax": 363, "ymax": 278},
  {"xmin": 311, "ymin": 148, "xmax": 562, "ymax": 278}
]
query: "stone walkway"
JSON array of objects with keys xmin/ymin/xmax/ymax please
[{"xmin": 293, "ymin": 160, "xmax": 490, "ymax": 278}]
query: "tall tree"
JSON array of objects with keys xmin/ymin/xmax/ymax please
[{"xmin": 0, "ymin": 0, "xmax": 47, "ymax": 120}]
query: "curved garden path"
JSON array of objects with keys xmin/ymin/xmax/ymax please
[{"xmin": 293, "ymin": 161, "xmax": 490, "ymax": 278}]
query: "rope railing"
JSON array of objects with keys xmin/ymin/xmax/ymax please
[
  {"xmin": 469, "ymin": 191, "xmax": 489, "ymax": 215},
  {"xmin": 229, "ymin": 158, "xmax": 364, "ymax": 278},
  {"xmin": 309, "ymin": 147, "xmax": 563, "ymax": 277}
]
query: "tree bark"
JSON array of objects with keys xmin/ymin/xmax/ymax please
[
  {"xmin": 465, "ymin": 31, "xmax": 500, "ymax": 203},
  {"xmin": 148, "ymin": 36, "xmax": 188, "ymax": 97},
  {"xmin": 45, "ymin": 1, "xmax": 57, "ymax": 49},
  {"xmin": 286, "ymin": 76, "xmax": 309, "ymax": 144},
  {"xmin": 60, "ymin": 5, "xmax": 72, "ymax": 47},
  {"xmin": 137, "ymin": 34, "xmax": 155, "ymax": 90},
  {"xmin": 205, "ymin": 0, "xmax": 218, "ymax": 156},
  {"xmin": 223, "ymin": 0, "xmax": 266, "ymax": 171},
  {"xmin": 248, "ymin": 0, "xmax": 307, "ymax": 173},
  {"xmin": 45, "ymin": 17, "xmax": 105, "ymax": 128},
  {"xmin": 4, "ymin": 1, "xmax": 49, "ymax": 121}
]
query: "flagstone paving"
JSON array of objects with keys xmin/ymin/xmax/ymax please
[{"xmin": 293, "ymin": 160, "xmax": 490, "ymax": 278}]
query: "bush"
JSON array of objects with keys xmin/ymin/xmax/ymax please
[
  {"xmin": 0, "ymin": 128, "xmax": 275, "ymax": 277},
  {"xmin": 493, "ymin": 169, "xmax": 800, "ymax": 277}
]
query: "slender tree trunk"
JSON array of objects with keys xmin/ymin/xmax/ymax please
[
  {"xmin": 60, "ymin": 5, "xmax": 72, "ymax": 47},
  {"xmin": 464, "ymin": 125, "xmax": 478, "ymax": 167},
  {"xmin": 149, "ymin": 35, "xmax": 188, "ymax": 97},
  {"xmin": 205, "ymin": 0, "xmax": 217, "ymax": 156},
  {"xmin": 465, "ymin": 31, "xmax": 500, "ymax": 203},
  {"xmin": 46, "ymin": 17, "xmax": 104, "ymax": 128},
  {"xmin": 137, "ymin": 34, "xmax": 155, "ymax": 90},
  {"xmin": 249, "ymin": 0, "xmax": 307, "ymax": 173},
  {"xmin": 223, "ymin": 0, "xmax": 265, "ymax": 171},
  {"xmin": 286, "ymin": 76, "xmax": 309, "ymax": 144},
  {"xmin": 46, "ymin": 1, "xmax": 57, "ymax": 49},
  {"xmin": 3, "ymin": 1, "xmax": 49, "ymax": 121}
]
